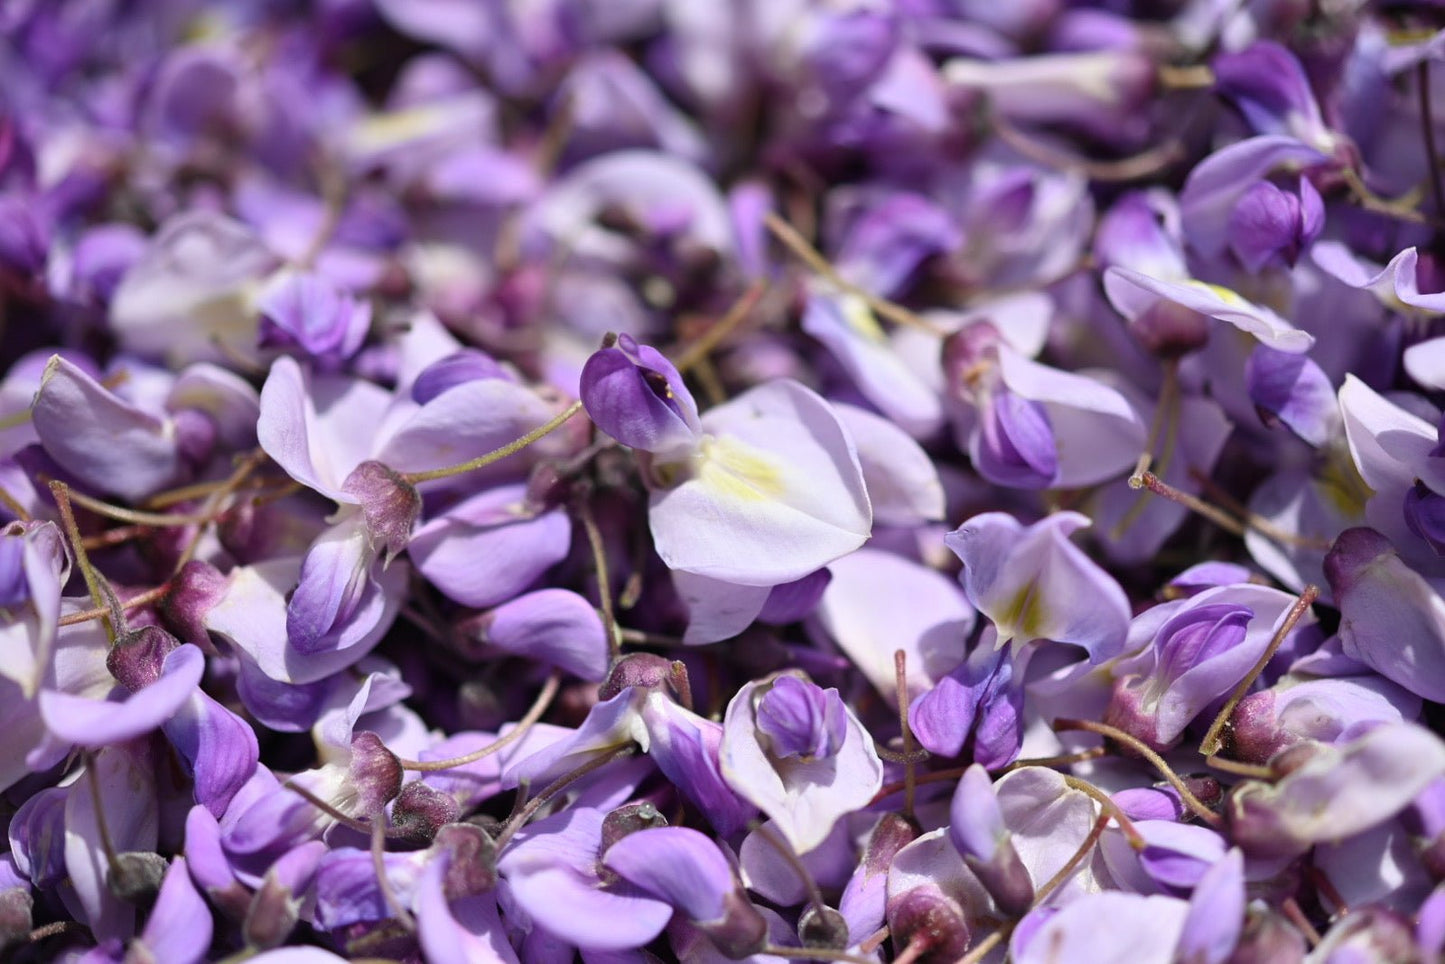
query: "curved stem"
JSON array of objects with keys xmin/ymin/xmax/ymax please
[
  {"xmin": 493, "ymin": 744, "xmax": 635, "ymax": 853},
  {"xmin": 672, "ymin": 281, "xmax": 767, "ymax": 374},
  {"xmin": 402, "ymin": 401, "xmax": 585, "ymax": 485},
  {"xmin": 371, "ymin": 815, "xmax": 416, "ymax": 931},
  {"xmin": 753, "ymin": 822, "xmax": 826, "ymax": 917},
  {"xmin": 894, "ymin": 650, "xmax": 920, "ymax": 821},
  {"xmin": 1198, "ymin": 585, "xmax": 1318, "ymax": 756},
  {"xmin": 1034, "ymin": 814, "xmax": 1109, "ymax": 904},
  {"xmin": 955, "ymin": 927, "xmax": 1007, "ymax": 964},
  {"xmin": 763, "ymin": 212, "xmax": 945, "ymax": 337},
  {"xmin": 574, "ymin": 492, "xmax": 619, "ymax": 657},
  {"xmin": 1053, "ymin": 718, "xmax": 1222, "ymax": 827},
  {"xmin": 50, "ymin": 483, "xmax": 123, "ymax": 641},
  {"xmin": 1061, "ymin": 776, "xmax": 1145, "ymax": 849},
  {"xmin": 397, "ymin": 673, "xmax": 561, "ymax": 771}
]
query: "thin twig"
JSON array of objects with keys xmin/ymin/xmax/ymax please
[
  {"xmin": 1054, "ymin": 718, "xmax": 1222, "ymax": 826},
  {"xmin": 493, "ymin": 745, "xmax": 635, "ymax": 853},
  {"xmin": 763, "ymin": 212, "xmax": 946, "ymax": 337},
  {"xmin": 402, "ymin": 401, "xmax": 585, "ymax": 484},
  {"xmin": 1198, "ymin": 586, "xmax": 1319, "ymax": 756},
  {"xmin": 895, "ymin": 650, "xmax": 919, "ymax": 821},
  {"xmin": 397, "ymin": 674, "xmax": 561, "ymax": 771},
  {"xmin": 1061, "ymin": 775, "xmax": 1146, "ymax": 849},
  {"xmin": 672, "ymin": 282, "xmax": 767, "ymax": 374}
]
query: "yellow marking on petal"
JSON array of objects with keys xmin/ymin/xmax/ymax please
[
  {"xmin": 350, "ymin": 105, "xmax": 450, "ymax": 154},
  {"xmin": 841, "ymin": 294, "xmax": 887, "ymax": 343},
  {"xmin": 697, "ymin": 435, "xmax": 786, "ymax": 502},
  {"xmin": 996, "ymin": 578, "xmax": 1045, "ymax": 644},
  {"xmin": 1183, "ymin": 280, "xmax": 1251, "ymax": 308}
]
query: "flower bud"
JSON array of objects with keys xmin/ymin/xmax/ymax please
[
  {"xmin": 347, "ymin": 731, "xmax": 403, "ymax": 816},
  {"xmin": 886, "ymin": 887, "xmax": 971, "ymax": 963},
  {"xmin": 108, "ymin": 851, "xmax": 169, "ymax": 904},
  {"xmin": 798, "ymin": 905, "xmax": 849, "ymax": 950},
  {"xmin": 391, "ymin": 781, "xmax": 461, "ymax": 844},
  {"xmin": 598, "ymin": 652, "xmax": 675, "ymax": 701},
  {"xmin": 600, "ymin": 801, "xmax": 668, "ymax": 854},
  {"xmin": 341, "ymin": 460, "xmax": 421, "ymax": 562},
  {"xmin": 579, "ymin": 333, "xmax": 701, "ymax": 459},
  {"xmin": 107, "ymin": 624, "xmax": 183, "ymax": 692},
  {"xmin": 755, "ymin": 675, "xmax": 847, "ymax": 761},
  {"xmin": 433, "ymin": 823, "xmax": 497, "ymax": 899},
  {"xmin": 161, "ymin": 559, "xmax": 227, "ymax": 647}
]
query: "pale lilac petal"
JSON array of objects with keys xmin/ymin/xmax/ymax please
[
  {"xmin": 286, "ymin": 514, "xmax": 378, "ymax": 654},
  {"xmin": 812, "ymin": 548, "xmax": 975, "ymax": 699},
  {"xmin": 1314, "ymin": 244, "xmax": 1445, "ymax": 314},
  {"xmin": 1177, "ymin": 849, "xmax": 1245, "ymax": 964},
  {"xmin": 719, "ymin": 678, "xmax": 882, "ymax": 853},
  {"xmin": 673, "ymin": 570, "xmax": 772, "ymax": 645},
  {"xmin": 1014, "ymin": 892, "xmax": 1188, "ymax": 964},
  {"xmin": 651, "ymin": 380, "xmax": 872, "ymax": 586},
  {"xmin": 1326, "ymin": 528, "xmax": 1445, "ymax": 702},
  {"xmin": 166, "ymin": 362, "xmax": 262, "ymax": 450},
  {"xmin": 64, "ymin": 745, "xmax": 158, "ymax": 941},
  {"xmin": 415, "ymin": 851, "xmax": 519, "ymax": 964},
  {"xmin": 832, "ymin": 403, "xmax": 945, "ymax": 525},
  {"xmin": 133, "ymin": 858, "xmax": 211, "ymax": 964},
  {"xmin": 1246, "ymin": 346, "xmax": 1337, "ymax": 446},
  {"xmin": 603, "ymin": 827, "xmax": 734, "ymax": 923},
  {"xmin": 996, "ymin": 346, "xmax": 1144, "ymax": 487},
  {"xmin": 40, "ymin": 644, "xmax": 204, "ymax": 747},
  {"xmin": 31, "ymin": 355, "xmax": 181, "ymax": 501},
  {"xmin": 1404, "ymin": 337, "xmax": 1445, "ymax": 391},
  {"xmin": 1177, "ymin": 135, "xmax": 1328, "ymax": 257},
  {"xmin": 374, "ymin": 378, "xmax": 579, "ymax": 478},
  {"xmin": 109, "ymin": 211, "xmax": 276, "ymax": 366},
  {"xmin": 801, "ymin": 290, "xmax": 945, "ymax": 438},
  {"xmin": 410, "ymin": 484, "xmax": 570, "ymax": 608},
  {"xmin": 1229, "ymin": 723, "xmax": 1445, "ymax": 856},
  {"xmin": 1103, "ymin": 267, "xmax": 1314, "ymax": 353},
  {"xmin": 946, "ymin": 511, "xmax": 1130, "ymax": 658},
  {"xmin": 471, "ymin": 589, "xmax": 610, "ymax": 682},
  {"xmin": 257, "ymin": 356, "xmax": 389, "ymax": 501}
]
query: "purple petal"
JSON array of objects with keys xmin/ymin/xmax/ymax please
[
  {"xmin": 162, "ymin": 689, "xmax": 260, "ymax": 818},
  {"xmin": 1177, "ymin": 849, "xmax": 1244, "ymax": 964},
  {"xmin": 603, "ymin": 827, "xmax": 734, "ymax": 923},
  {"xmin": 466, "ymin": 589, "xmax": 610, "ymax": 682},
  {"xmin": 31, "ymin": 355, "xmax": 181, "ymax": 501},
  {"xmin": 650, "ymin": 380, "xmax": 872, "ymax": 586},
  {"xmin": 1246, "ymin": 346, "xmax": 1336, "ymax": 446},
  {"xmin": 580, "ymin": 336, "xmax": 701, "ymax": 458},
  {"xmin": 133, "ymin": 858, "xmax": 211, "ymax": 964},
  {"xmin": 40, "ymin": 644, "xmax": 204, "ymax": 747}
]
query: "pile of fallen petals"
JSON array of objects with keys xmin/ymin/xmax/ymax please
[{"xmin": 7, "ymin": 1, "xmax": 1445, "ymax": 962}]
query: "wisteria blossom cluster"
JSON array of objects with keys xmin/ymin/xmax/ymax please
[{"xmin": 8, "ymin": 1, "xmax": 1445, "ymax": 962}]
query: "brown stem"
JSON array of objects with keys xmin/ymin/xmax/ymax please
[
  {"xmin": 402, "ymin": 401, "xmax": 585, "ymax": 485},
  {"xmin": 574, "ymin": 493, "xmax": 619, "ymax": 657},
  {"xmin": 397, "ymin": 673, "xmax": 561, "ymax": 771},
  {"xmin": 1053, "ymin": 718, "xmax": 1222, "ymax": 827},
  {"xmin": 672, "ymin": 281, "xmax": 767, "ymax": 374},
  {"xmin": 763, "ymin": 212, "xmax": 945, "ymax": 337},
  {"xmin": 1130, "ymin": 471, "xmax": 1248, "ymax": 538},
  {"xmin": 493, "ymin": 745, "xmax": 636, "ymax": 853},
  {"xmin": 1034, "ymin": 814, "xmax": 1109, "ymax": 904},
  {"xmin": 1198, "ymin": 585, "xmax": 1319, "ymax": 756},
  {"xmin": 1061, "ymin": 775, "xmax": 1145, "ymax": 849},
  {"xmin": 895, "ymin": 650, "xmax": 920, "ymax": 821}
]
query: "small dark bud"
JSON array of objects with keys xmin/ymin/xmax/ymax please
[
  {"xmin": 391, "ymin": 781, "xmax": 461, "ymax": 844},
  {"xmin": 598, "ymin": 652, "xmax": 674, "ymax": 702},
  {"xmin": 887, "ymin": 888, "xmax": 971, "ymax": 963},
  {"xmin": 433, "ymin": 823, "xmax": 498, "ymax": 899},
  {"xmin": 342, "ymin": 461, "xmax": 421, "ymax": 561},
  {"xmin": 106, "ymin": 624, "xmax": 182, "ymax": 692},
  {"xmin": 525, "ymin": 461, "xmax": 570, "ymax": 512},
  {"xmin": 861, "ymin": 812, "xmax": 919, "ymax": 880},
  {"xmin": 107, "ymin": 851, "xmax": 169, "ymax": 904},
  {"xmin": 161, "ymin": 559, "xmax": 227, "ymax": 647},
  {"xmin": 600, "ymin": 802, "xmax": 668, "ymax": 854},
  {"xmin": 348, "ymin": 731, "xmax": 403, "ymax": 815},
  {"xmin": 697, "ymin": 890, "xmax": 769, "ymax": 960},
  {"xmin": 798, "ymin": 905, "xmax": 849, "ymax": 950},
  {"xmin": 0, "ymin": 888, "xmax": 33, "ymax": 950},
  {"xmin": 965, "ymin": 844, "xmax": 1035, "ymax": 918}
]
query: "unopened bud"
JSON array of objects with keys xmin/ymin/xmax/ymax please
[
  {"xmin": 798, "ymin": 905, "xmax": 849, "ymax": 949},
  {"xmin": 391, "ymin": 781, "xmax": 461, "ymax": 844},
  {"xmin": 106, "ymin": 625, "xmax": 182, "ymax": 692},
  {"xmin": 348, "ymin": 732, "xmax": 403, "ymax": 816},
  {"xmin": 433, "ymin": 823, "xmax": 498, "ymax": 899},
  {"xmin": 107, "ymin": 851, "xmax": 169, "ymax": 904}
]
